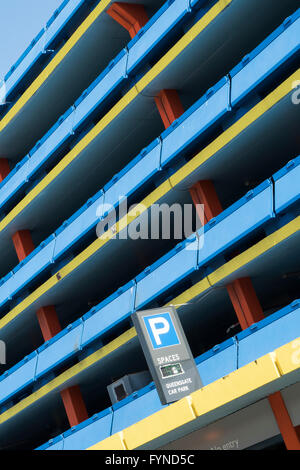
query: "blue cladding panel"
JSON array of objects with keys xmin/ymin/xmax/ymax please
[
  {"xmin": 135, "ymin": 236, "xmax": 198, "ymax": 309},
  {"xmin": 0, "ymin": 353, "xmax": 37, "ymax": 405},
  {"xmin": 35, "ymin": 322, "xmax": 83, "ymax": 379},
  {"xmin": 9, "ymin": 239, "xmax": 55, "ymax": 299},
  {"xmin": 0, "ymin": 109, "xmax": 75, "ymax": 210},
  {"xmin": 127, "ymin": 0, "xmax": 189, "ymax": 73},
  {"xmin": 231, "ymin": 12, "xmax": 300, "ymax": 106},
  {"xmin": 0, "ymin": 158, "xmax": 30, "ymax": 208},
  {"xmin": 238, "ymin": 303, "xmax": 300, "ymax": 368},
  {"xmin": 0, "ymin": 0, "xmax": 213, "ymax": 215},
  {"xmin": 62, "ymin": 412, "xmax": 113, "ymax": 450},
  {"xmin": 160, "ymin": 78, "xmax": 230, "ymax": 167},
  {"xmin": 112, "ymin": 388, "xmax": 165, "ymax": 434},
  {"xmin": 82, "ymin": 285, "xmax": 134, "ymax": 347},
  {"xmin": 197, "ymin": 340, "xmax": 237, "ymax": 386},
  {"xmin": 274, "ymin": 157, "xmax": 300, "ymax": 214},
  {"xmin": 38, "ymin": 435, "xmax": 65, "ymax": 451},
  {"xmin": 198, "ymin": 183, "xmax": 273, "ymax": 266},
  {"xmin": 30, "ymin": 110, "xmax": 76, "ymax": 167}
]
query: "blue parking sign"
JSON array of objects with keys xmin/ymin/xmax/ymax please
[{"xmin": 143, "ymin": 312, "xmax": 180, "ymax": 349}]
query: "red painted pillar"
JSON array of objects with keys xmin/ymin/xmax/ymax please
[
  {"xmin": 154, "ymin": 89, "xmax": 185, "ymax": 129},
  {"xmin": 36, "ymin": 306, "xmax": 62, "ymax": 342},
  {"xmin": 107, "ymin": 2, "xmax": 149, "ymax": 39},
  {"xmin": 37, "ymin": 305, "xmax": 88, "ymax": 427},
  {"xmin": 11, "ymin": 229, "xmax": 88, "ymax": 427},
  {"xmin": 12, "ymin": 230, "xmax": 35, "ymax": 262},
  {"xmin": 0, "ymin": 158, "xmax": 10, "ymax": 182},
  {"xmin": 188, "ymin": 178, "xmax": 300, "ymax": 449}
]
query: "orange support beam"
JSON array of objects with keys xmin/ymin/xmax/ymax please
[
  {"xmin": 189, "ymin": 178, "xmax": 300, "ymax": 449},
  {"xmin": 0, "ymin": 158, "xmax": 10, "ymax": 182},
  {"xmin": 107, "ymin": 2, "xmax": 148, "ymax": 39},
  {"xmin": 12, "ymin": 230, "xmax": 35, "ymax": 262},
  {"xmin": 268, "ymin": 392, "xmax": 300, "ymax": 450},
  {"xmin": 36, "ymin": 306, "xmax": 62, "ymax": 342},
  {"xmin": 60, "ymin": 386, "xmax": 89, "ymax": 428},
  {"xmin": 154, "ymin": 89, "xmax": 185, "ymax": 129},
  {"xmin": 226, "ymin": 278, "xmax": 265, "ymax": 330},
  {"xmin": 36, "ymin": 304, "xmax": 89, "ymax": 427}
]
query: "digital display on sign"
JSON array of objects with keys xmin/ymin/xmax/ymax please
[{"xmin": 132, "ymin": 306, "xmax": 203, "ymax": 405}]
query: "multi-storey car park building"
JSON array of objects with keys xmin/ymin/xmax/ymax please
[{"xmin": 0, "ymin": 0, "xmax": 299, "ymax": 451}]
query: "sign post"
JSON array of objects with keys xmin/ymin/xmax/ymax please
[{"xmin": 132, "ymin": 306, "xmax": 202, "ymax": 405}]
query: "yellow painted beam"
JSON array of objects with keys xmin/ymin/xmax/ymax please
[
  {"xmin": 89, "ymin": 338, "xmax": 300, "ymax": 450},
  {"xmin": 0, "ymin": 0, "xmax": 231, "ymax": 232},
  {"xmin": 0, "ymin": 0, "xmax": 112, "ymax": 133},
  {"xmin": 0, "ymin": 216, "xmax": 299, "ymax": 427}
]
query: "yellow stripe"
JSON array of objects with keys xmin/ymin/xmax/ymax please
[
  {"xmin": 89, "ymin": 338, "xmax": 300, "ymax": 450},
  {"xmin": 0, "ymin": 0, "xmax": 112, "ymax": 133},
  {"xmin": 171, "ymin": 216, "xmax": 300, "ymax": 307},
  {"xmin": 0, "ymin": 217, "xmax": 298, "ymax": 425},
  {"xmin": 135, "ymin": 0, "xmax": 232, "ymax": 93},
  {"xmin": 0, "ymin": 0, "xmax": 231, "ymax": 233}
]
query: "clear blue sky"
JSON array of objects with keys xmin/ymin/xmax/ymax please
[{"xmin": 0, "ymin": 0, "xmax": 63, "ymax": 80}]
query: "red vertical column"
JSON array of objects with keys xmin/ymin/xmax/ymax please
[
  {"xmin": 0, "ymin": 158, "xmax": 10, "ymax": 182},
  {"xmin": 188, "ymin": 178, "xmax": 300, "ymax": 449},
  {"xmin": 11, "ymin": 229, "xmax": 88, "ymax": 427},
  {"xmin": 107, "ymin": 2, "xmax": 149, "ymax": 39}
]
